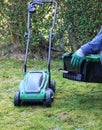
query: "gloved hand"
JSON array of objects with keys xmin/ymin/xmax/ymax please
[
  {"xmin": 100, "ymin": 50, "xmax": 102, "ymax": 64},
  {"xmin": 71, "ymin": 48, "xmax": 85, "ymax": 67}
]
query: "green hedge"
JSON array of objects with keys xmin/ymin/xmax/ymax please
[{"xmin": 0, "ymin": 0, "xmax": 102, "ymax": 56}]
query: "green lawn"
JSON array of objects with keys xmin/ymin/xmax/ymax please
[{"xmin": 0, "ymin": 57, "xmax": 102, "ymax": 130}]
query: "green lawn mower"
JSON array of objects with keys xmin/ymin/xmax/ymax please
[{"xmin": 14, "ymin": 0, "xmax": 57, "ymax": 107}]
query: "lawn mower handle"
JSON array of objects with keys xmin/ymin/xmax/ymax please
[
  {"xmin": 24, "ymin": 0, "xmax": 57, "ymax": 74},
  {"xmin": 30, "ymin": 1, "xmax": 43, "ymax": 5},
  {"xmin": 40, "ymin": 0, "xmax": 53, "ymax": 2},
  {"xmin": 35, "ymin": 0, "xmax": 53, "ymax": 3}
]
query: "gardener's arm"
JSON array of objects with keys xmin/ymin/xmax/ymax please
[
  {"xmin": 71, "ymin": 28, "xmax": 102, "ymax": 66},
  {"xmin": 81, "ymin": 28, "xmax": 102, "ymax": 55}
]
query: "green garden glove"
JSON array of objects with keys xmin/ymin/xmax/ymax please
[
  {"xmin": 71, "ymin": 49, "xmax": 85, "ymax": 67},
  {"xmin": 100, "ymin": 50, "xmax": 102, "ymax": 64},
  {"xmin": 71, "ymin": 53, "xmax": 84, "ymax": 66}
]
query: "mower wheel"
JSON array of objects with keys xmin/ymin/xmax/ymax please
[
  {"xmin": 14, "ymin": 92, "xmax": 21, "ymax": 106},
  {"xmin": 50, "ymin": 80, "xmax": 56, "ymax": 92},
  {"xmin": 45, "ymin": 90, "xmax": 52, "ymax": 107}
]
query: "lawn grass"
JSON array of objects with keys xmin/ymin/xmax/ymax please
[{"xmin": 0, "ymin": 56, "xmax": 102, "ymax": 130}]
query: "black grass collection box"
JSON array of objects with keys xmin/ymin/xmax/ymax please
[{"xmin": 60, "ymin": 52, "xmax": 102, "ymax": 83}]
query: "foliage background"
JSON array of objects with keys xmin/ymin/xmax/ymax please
[{"xmin": 0, "ymin": 0, "xmax": 102, "ymax": 58}]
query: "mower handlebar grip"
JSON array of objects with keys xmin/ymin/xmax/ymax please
[
  {"xmin": 30, "ymin": 1, "xmax": 43, "ymax": 5},
  {"xmin": 41, "ymin": 0, "xmax": 53, "ymax": 2},
  {"xmin": 35, "ymin": 0, "xmax": 53, "ymax": 3}
]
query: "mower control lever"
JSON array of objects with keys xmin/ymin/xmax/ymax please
[
  {"xmin": 24, "ymin": 33, "xmax": 28, "ymax": 38},
  {"xmin": 28, "ymin": 1, "xmax": 43, "ymax": 13}
]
